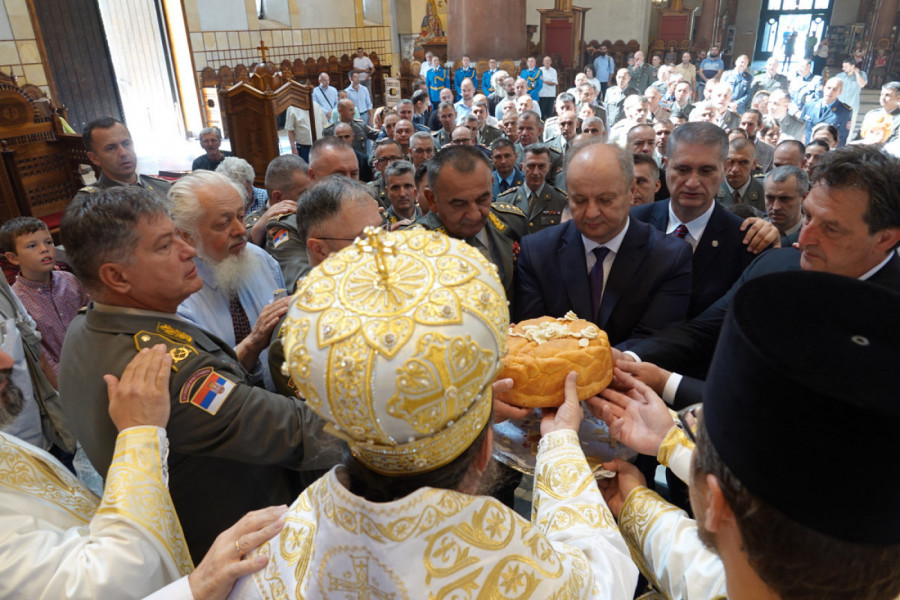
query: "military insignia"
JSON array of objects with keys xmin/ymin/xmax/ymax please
[
  {"xmin": 181, "ymin": 368, "xmax": 235, "ymax": 415},
  {"xmin": 488, "ymin": 212, "xmax": 506, "ymax": 232},
  {"xmin": 134, "ymin": 330, "xmax": 198, "ymax": 371},
  {"xmin": 272, "ymin": 228, "xmax": 289, "ymax": 248},
  {"xmin": 78, "ymin": 186, "xmax": 99, "ymax": 194},
  {"xmin": 157, "ymin": 323, "xmax": 193, "ymax": 344}
]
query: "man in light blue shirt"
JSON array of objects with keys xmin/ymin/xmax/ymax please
[
  {"xmin": 311, "ymin": 72, "xmax": 338, "ymax": 120},
  {"xmin": 697, "ymin": 45, "xmax": 724, "ymax": 98},
  {"xmin": 836, "ymin": 56, "xmax": 868, "ymax": 140},
  {"xmin": 345, "ymin": 72, "xmax": 373, "ymax": 124},
  {"xmin": 170, "ymin": 171, "xmax": 289, "ymax": 392},
  {"xmin": 593, "ymin": 43, "xmax": 616, "ymax": 96}
]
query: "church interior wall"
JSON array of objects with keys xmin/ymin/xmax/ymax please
[
  {"xmin": 183, "ymin": 0, "xmax": 393, "ymax": 77},
  {"xmin": 0, "ymin": 0, "xmax": 50, "ymax": 96},
  {"xmin": 526, "ymin": 0, "xmax": 653, "ymax": 53}
]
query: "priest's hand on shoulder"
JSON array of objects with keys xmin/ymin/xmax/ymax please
[{"xmin": 105, "ymin": 344, "xmax": 172, "ymax": 431}]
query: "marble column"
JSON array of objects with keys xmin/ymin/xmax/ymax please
[
  {"xmin": 448, "ymin": 0, "xmax": 526, "ymax": 61},
  {"xmin": 694, "ymin": 0, "xmax": 719, "ymax": 48}
]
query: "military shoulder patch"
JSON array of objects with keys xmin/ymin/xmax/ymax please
[
  {"xmin": 488, "ymin": 211, "xmax": 507, "ymax": 232},
  {"xmin": 179, "ymin": 367, "xmax": 235, "ymax": 415},
  {"xmin": 552, "ymin": 186, "xmax": 568, "ymax": 195},
  {"xmin": 493, "ymin": 203, "xmax": 526, "ymax": 216},
  {"xmin": 271, "ymin": 228, "xmax": 290, "ymax": 248},
  {"xmin": 134, "ymin": 330, "xmax": 198, "ymax": 372},
  {"xmin": 497, "ymin": 187, "xmax": 518, "ymax": 197}
]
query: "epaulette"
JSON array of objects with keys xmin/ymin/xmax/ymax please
[
  {"xmin": 143, "ymin": 174, "xmax": 169, "ymax": 183},
  {"xmin": 551, "ymin": 185, "xmax": 567, "ymax": 195},
  {"xmin": 841, "ymin": 102, "xmax": 852, "ymax": 111},
  {"xmin": 77, "ymin": 185, "xmax": 99, "ymax": 194},
  {"xmin": 267, "ymin": 211, "xmax": 292, "ymax": 223},
  {"xmin": 497, "ymin": 186, "xmax": 518, "ymax": 197},
  {"xmin": 134, "ymin": 325, "xmax": 198, "ymax": 372},
  {"xmin": 492, "ymin": 202, "xmax": 526, "ymax": 216}
]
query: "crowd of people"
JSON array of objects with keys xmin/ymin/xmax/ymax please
[{"xmin": 0, "ymin": 41, "xmax": 899, "ymax": 600}]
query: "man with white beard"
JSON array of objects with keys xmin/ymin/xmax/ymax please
[{"xmin": 170, "ymin": 171, "xmax": 290, "ymax": 391}]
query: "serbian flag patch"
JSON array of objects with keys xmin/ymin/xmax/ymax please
[
  {"xmin": 188, "ymin": 370, "xmax": 235, "ymax": 415},
  {"xmin": 272, "ymin": 229, "xmax": 289, "ymax": 248}
]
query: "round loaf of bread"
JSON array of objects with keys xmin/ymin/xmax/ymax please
[{"xmin": 495, "ymin": 313, "xmax": 614, "ymax": 408}]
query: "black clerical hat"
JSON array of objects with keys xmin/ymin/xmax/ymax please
[{"xmin": 704, "ymin": 270, "xmax": 900, "ymax": 544}]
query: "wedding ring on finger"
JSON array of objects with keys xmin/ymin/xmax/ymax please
[{"xmin": 235, "ymin": 539, "xmax": 244, "ymax": 556}]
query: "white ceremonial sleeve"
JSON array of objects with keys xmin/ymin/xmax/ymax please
[
  {"xmin": 531, "ymin": 429, "xmax": 639, "ymax": 600},
  {"xmin": 657, "ymin": 425, "xmax": 695, "ymax": 484},
  {"xmin": 143, "ymin": 575, "xmax": 194, "ymax": 599},
  {"xmin": 0, "ymin": 427, "xmax": 193, "ymax": 599},
  {"xmin": 618, "ymin": 486, "xmax": 727, "ymax": 600}
]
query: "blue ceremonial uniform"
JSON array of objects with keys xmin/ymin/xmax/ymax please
[
  {"xmin": 521, "ymin": 67, "xmax": 542, "ymax": 101},
  {"xmin": 426, "ymin": 67, "xmax": 449, "ymax": 104},
  {"xmin": 482, "ymin": 69, "xmax": 497, "ymax": 94},
  {"xmin": 724, "ymin": 69, "xmax": 752, "ymax": 113},
  {"xmin": 492, "ymin": 168, "xmax": 524, "ymax": 199},
  {"xmin": 454, "ymin": 66, "xmax": 476, "ymax": 99},
  {"xmin": 800, "ymin": 98, "xmax": 853, "ymax": 146}
]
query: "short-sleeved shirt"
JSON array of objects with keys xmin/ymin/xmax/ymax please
[
  {"xmin": 836, "ymin": 70, "xmax": 867, "ymax": 111},
  {"xmin": 353, "ymin": 56, "xmax": 374, "ymax": 81}
]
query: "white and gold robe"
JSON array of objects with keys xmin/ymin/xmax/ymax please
[
  {"xmin": 619, "ymin": 427, "xmax": 728, "ymax": 600},
  {"xmin": 0, "ymin": 427, "xmax": 193, "ymax": 599},
  {"xmin": 231, "ymin": 429, "xmax": 638, "ymax": 599}
]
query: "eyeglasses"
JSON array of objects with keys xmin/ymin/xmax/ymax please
[
  {"xmin": 676, "ymin": 402, "xmax": 702, "ymax": 443},
  {"xmin": 374, "ymin": 156, "xmax": 403, "ymax": 165},
  {"xmin": 411, "ymin": 147, "xmax": 434, "ymax": 155}
]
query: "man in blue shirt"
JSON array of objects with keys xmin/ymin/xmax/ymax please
[
  {"xmin": 426, "ymin": 56, "xmax": 449, "ymax": 105},
  {"xmin": 593, "ymin": 43, "xmax": 616, "ymax": 97},
  {"xmin": 723, "ymin": 54, "xmax": 752, "ymax": 113},
  {"xmin": 345, "ymin": 72, "xmax": 373, "ymax": 124},
  {"xmin": 836, "ymin": 56, "xmax": 868, "ymax": 141},
  {"xmin": 698, "ymin": 45, "xmax": 724, "ymax": 98},
  {"xmin": 490, "ymin": 138, "xmax": 524, "ymax": 198},
  {"xmin": 454, "ymin": 55, "xmax": 476, "ymax": 100},
  {"xmin": 800, "ymin": 77, "xmax": 853, "ymax": 146},
  {"xmin": 311, "ymin": 72, "xmax": 338, "ymax": 121},
  {"xmin": 521, "ymin": 56, "xmax": 542, "ymax": 102},
  {"xmin": 482, "ymin": 58, "xmax": 498, "ymax": 95}
]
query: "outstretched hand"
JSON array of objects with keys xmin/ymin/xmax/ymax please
[
  {"xmin": 492, "ymin": 377, "xmax": 532, "ymax": 423},
  {"xmin": 587, "ymin": 366, "xmax": 676, "ymax": 456}
]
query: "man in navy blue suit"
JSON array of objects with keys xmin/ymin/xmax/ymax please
[
  {"xmin": 514, "ymin": 141, "xmax": 693, "ymax": 349},
  {"xmin": 630, "ymin": 122, "xmax": 779, "ymax": 320},
  {"xmin": 622, "ymin": 145, "xmax": 900, "ymax": 404}
]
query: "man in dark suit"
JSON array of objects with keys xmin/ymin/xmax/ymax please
[
  {"xmin": 623, "ymin": 145, "xmax": 900, "ymax": 398},
  {"xmin": 631, "ymin": 122, "xmax": 779, "ymax": 320},
  {"xmin": 515, "ymin": 141, "xmax": 692, "ymax": 349}
]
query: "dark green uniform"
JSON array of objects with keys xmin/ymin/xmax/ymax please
[
  {"xmin": 432, "ymin": 128, "xmax": 452, "ymax": 149},
  {"xmin": 58, "ymin": 305, "xmax": 325, "ymax": 562},
  {"xmin": 515, "ymin": 142, "xmax": 564, "ymax": 185},
  {"xmin": 74, "ymin": 172, "xmax": 172, "ymax": 199},
  {"xmin": 265, "ymin": 212, "xmax": 311, "ymax": 293},
  {"xmin": 323, "ymin": 119, "xmax": 378, "ymax": 155},
  {"xmin": 497, "ymin": 183, "xmax": 567, "ymax": 234},
  {"xmin": 410, "ymin": 203, "xmax": 527, "ymax": 301},
  {"xmin": 384, "ymin": 205, "xmax": 422, "ymax": 227},
  {"xmin": 367, "ymin": 178, "xmax": 390, "ymax": 210},
  {"xmin": 477, "ymin": 124, "xmax": 504, "ymax": 147}
]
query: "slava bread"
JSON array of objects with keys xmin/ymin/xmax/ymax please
[{"xmin": 496, "ymin": 312, "xmax": 614, "ymax": 408}]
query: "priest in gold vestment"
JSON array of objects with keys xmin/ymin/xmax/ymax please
[{"xmin": 230, "ymin": 226, "xmax": 639, "ymax": 599}]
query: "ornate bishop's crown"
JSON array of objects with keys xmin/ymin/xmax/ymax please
[{"xmin": 281, "ymin": 227, "xmax": 508, "ymax": 475}]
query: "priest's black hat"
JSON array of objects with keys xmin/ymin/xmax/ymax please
[{"xmin": 704, "ymin": 270, "xmax": 900, "ymax": 544}]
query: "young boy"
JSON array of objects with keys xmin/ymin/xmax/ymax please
[{"xmin": 1, "ymin": 218, "xmax": 89, "ymax": 381}]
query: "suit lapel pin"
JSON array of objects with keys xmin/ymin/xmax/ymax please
[{"xmin": 712, "ymin": 240, "xmax": 719, "ymax": 247}]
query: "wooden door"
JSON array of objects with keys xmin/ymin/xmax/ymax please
[{"xmin": 29, "ymin": 0, "xmax": 124, "ymax": 132}]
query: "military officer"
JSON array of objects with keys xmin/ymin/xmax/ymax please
[
  {"xmin": 800, "ymin": 77, "xmax": 853, "ymax": 146},
  {"xmin": 76, "ymin": 117, "xmax": 171, "ymax": 199},
  {"xmin": 514, "ymin": 111, "xmax": 563, "ymax": 184},
  {"xmin": 367, "ymin": 139, "xmax": 405, "ymax": 210},
  {"xmin": 425, "ymin": 55, "xmax": 449, "ymax": 104},
  {"xmin": 58, "ymin": 186, "xmax": 325, "ymax": 563},
  {"xmin": 453, "ymin": 55, "xmax": 477, "ymax": 99},
  {"xmin": 411, "ymin": 145, "xmax": 527, "ymax": 300},
  {"xmin": 431, "ymin": 101, "xmax": 456, "ymax": 149},
  {"xmin": 497, "ymin": 144, "xmax": 567, "ymax": 234},
  {"xmin": 521, "ymin": 56, "xmax": 543, "ymax": 102},
  {"xmin": 716, "ymin": 137, "xmax": 766, "ymax": 214},
  {"xmin": 322, "ymin": 98, "xmax": 378, "ymax": 155},
  {"xmin": 490, "ymin": 138, "xmax": 524, "ymax": 198},
  {"xmin": 382, "ymin": 160, "xmax": 421, "ymax": 227}
]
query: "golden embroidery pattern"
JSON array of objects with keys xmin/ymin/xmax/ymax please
[
  {"xmin": 0, "ymin": 433, "xmax": 98, "ymax": 523},
  {"xmin": 618, "ymin": 486, "xmax": 682, "ymax": 593},
  {"xmin": 282, "ymin": 228, "xmax": 508, "ymax": 475},
  {"xmin": 97, "ymin": 427, "xmax": 193, "ymax": 575},
  {"xmin": 657, "ymin": 425, "xmax": 695, "ymax": 468}
]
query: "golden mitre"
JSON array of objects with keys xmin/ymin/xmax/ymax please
[{"xmin": 281, "ymin": 227, "xmax": 508, "ymax": 475}]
